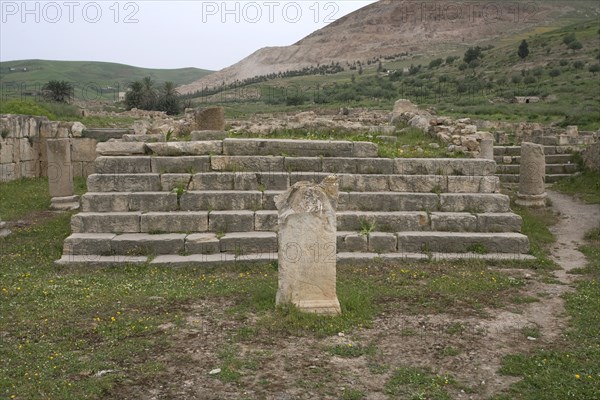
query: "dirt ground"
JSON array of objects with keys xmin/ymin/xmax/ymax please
[{"xmin": 111, "ymin": 190, "xmax": 600, "ymax": 400}]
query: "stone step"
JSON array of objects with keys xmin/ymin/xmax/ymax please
[
  {"xmin": 83, "ymin": 128, "xmax": 132, "ymax": 142},
  {"xmin": 69, "ymin": 210, "xmax": 522, "ymax": 234},
  {"xmin": 93, "ymin": 156, "xmax": 497, "ymax": 176},
  {"xmin": 221, "ymin": 138, "xmax": 378, "ymax": 158},
  {"xmin": 63, "ymin": 230, "xmax": 529, "ymax": 257},
  {"xmin": 496, "ymin": 164, "xmax": 579, "ymax": 175},
  {"xmin": 396, "ymin": 232, "xmax": 529, "ymax": 254},
  {"xmin": 55, "ymin": 251, "xmax": 535, "ymax": 267},
  {"xmin": 84, "ymin": 172, "xmax": 500, "ymax": 198},
  {"xmin": 494, "ymin": 145, "xmax": 576, "ymax": 156},
  {"xmin": 494, "ymin": 154, "xmax": 574, "ymax": 165},
  {"xmin": 498, "ymin": 173, "xmax": 579, "ymax": 184}
]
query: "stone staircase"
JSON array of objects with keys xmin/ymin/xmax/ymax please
[
  {"xmin": 495, "ymin": 145, "xmax": 580, "ymax": 184},
  {"xmin": 56, "ymin": 138, "xmax": 533, "ymax": 267}
]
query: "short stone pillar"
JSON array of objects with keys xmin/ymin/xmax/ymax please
[
  {"xmin": 46, "ymin": 139, "xmax": 79, "ymax": 211},
  {"xmin": 479, "ymin": 138, "xmax": 495, "ymax": 160},
  {"xmin": 195, "ymin": 107, "xmax": 225, "ymax": 131},
  {"xmin": 516, "ymin": 142, "xmax": 547, "ymax": 207},
  {"xmin": 274, "ymin": 176, "xmax": 341, "ymax": 315},
  {"xmin": 0, "ymin": 218, "xmax": 10, "ymax": 238}
]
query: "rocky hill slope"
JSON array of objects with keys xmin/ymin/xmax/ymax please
[{"xmin": 179, "ymin": 0, "xmax": 598, "ymax": 94}]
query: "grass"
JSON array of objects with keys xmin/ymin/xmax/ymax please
[
  {"xmin": 553, "ymin": 169, "xmax": 600, "ymax": 204},
  {"xmin": 0, "ymin": 176, "xmax": 595, "ymax": 398}
]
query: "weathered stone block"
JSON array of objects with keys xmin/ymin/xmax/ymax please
[
  {"xmin": 389, "ymin": 175, "xmax": 447, "ymax": 192},
  {"xmin": 145, "ymin": 141, "xmax": 222, "ymax": 156},
  {"xmin": 353, "ymin": 142, "xmax": 379, "ymax": 158},
  {"xmin": 71, "ymin": 212, "xmax": 141, "ymax": 233},
  {"xmin": 195, "ymin": 107, "xmax": 225, "ymax": 131},
  {"xmin": 95, "ymin": 156, "xmax": 152, "ymax": 174},
  {"xmin": 338, "ymin": 174, "xmax": 389, "ymax": 192},
  {"xmin": 208, "ymin": 211, "xmax": 255, "ymax": 232},
  {"xmin": 141, "ymin": 212, "xmax": 209, "ymax": 233},
  {"xmin": 430, "ymin": 213, "xmax": 477, "ymax": 232},
  {"xmin": 87, "ymin": 174, "xmax": 161, "ymax": 192},
  {"xmin": 128, "ymin": 193, "xmax": 178, "ymax": 212},
  {"xmin": 161, "ymin": 174, "xmax": 191, "ymax": 192},
  {"xmin": 344, "ymin": 193, "xmax": 439, "ymax": 212},
  {"xmin": 337, "ymin": 211, "xmax": 428, "ymax": 232},
  {"xmin": 180, "ymin": 191, "xmax": 262, "ymax": 211},
  {"xmin": 289, "ymin": 172, "xmax": 329, "ymax": 185},
  {"xmin": 151, "ymin": 156, "xmax": 210, "ymax": 174},
  {"xmin": 46, "ymin": 139, "xmax": 73, "ymax": 198},
  {"xmin": 190, "ymin": 130, "xmax": 227, "ymax": 141},
  {"xmin": 19, "ymin": 139, "xmax": 35, "ymax": 161},
  {"xmin": 284, "ymin": 157, "xmax": 322, "ymax": 172},
  {"xmin": 0, "ymin": 163, "xmax": 18, "ymax": 182},
  {"xmin": 96, "ymin": 142, "xmax": 146, "ymax": 156},
  {"xmin": 223, "ymin": 138, "xmax": 354, "ymax": 157},
  {"xmin": 81, "ymin": 193, "xmax": 130, "ymax": 212},
  {"xmin": 341, "ymin": 233, "xmax": 368, "ymax": 252},
  {"xmin": 111, "ymin": 234, "xmax": 185, "ymax": 255},
  {"xmin": 210, "ymin": 156, "xmax": 284, "ymax": 172},
  {"xmin": 185, "ymin": 233, "xmax": 220, "ymax": 254},
  {"xmin": 439, "ymin": 194, "xmax": 510, "ymax": 213},
  {"xmin": 71, "ymin": 138, "xmax": 97, "ymax": 162},
  {"xmin": 189, "ymin": 173, "xmax": 234, "ymax": 190},
  {"xmin": 255, "ymin": 211, "xmax": 278, "ymax": 231},
  {"xmin": 220, "ymin": 232, "xmax": 277, "ymax": 253},
  {"xmin": 0, "ymin": 140, "xmax": 14, "ymax": 163},
  {"xmin": 477, "ymin": 213, "xmax": 523, "ymax": 233},
  {"xmin": 63, "ymin": 233, "xmax": 115, "ymax": 256},
  {"xmin": 275, "ymin": 176, "xmax": 341, "ymax": 314},
  {"xmin": 368, "ymin": 232, "xmax": 397, "ymax": 253}
]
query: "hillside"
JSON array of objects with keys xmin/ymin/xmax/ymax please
[
  {"xmin": 179, "ymin": 0, "xmax": 599, "ymax": 94},
  {"xmin": 0, "ymin": 60, "xmax": 213, "ymax": 99}
]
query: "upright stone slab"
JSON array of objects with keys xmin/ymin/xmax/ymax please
[
  {"xmin": 516, "ymin": 142, "xmax": 547, "ymax": 207},
  {"xmin": 46, "ymin": 139, "xmax": 79, "ymax": 211},
  {"xmin": 195, "ymin": 107, "xmax": 225, "ymax": 131},
  {"xmin": 479, "ymin": 139, "xmax": 494, "ymax": 160},
  {"xmin": 275, "ymin": 175, "xmax": 341, "ymax": 315}
]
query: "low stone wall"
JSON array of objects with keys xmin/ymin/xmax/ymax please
[
  {"xmin": 582, "ymin": 142, "xmax": 600, "ymax": 173},
  {"xmin": 0, "ymin": 114, "xmax": 97, "ymax": 182}
]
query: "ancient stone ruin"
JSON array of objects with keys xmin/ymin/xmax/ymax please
[
  {"xmin": 46, "ymin": 139, "xmax": 79, "ymax": 211},
  {"xmin": 195, "ymin": 106, "xmax": 225, "ymax": 131},
  {"xmin": 516, "ymin": 142, "xmax": 547, "ymax": 207},
  {"xmin": 0, "ymin": 218, "xmax": 10, "ymax": 238},
  {"xmin": 56, "ymin": 137, "xmax": 532, "ymax": 267},
  {"xmin": 275, "ymin": 175, "xmax": 341, "ymax": 315}
]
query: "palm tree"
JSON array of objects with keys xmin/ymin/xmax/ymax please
[
  {"xmin": 158, "ymin": 81, "xmax": 181, "ymax": 115},
  {"xmin": 42, "ymin": 80, "xmax": 73, "ymax": 103}
]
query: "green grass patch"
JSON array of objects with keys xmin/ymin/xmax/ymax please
[
  {"xmin": 328, "ymin": 343, "xmax": 377, "ymax": 358},
  {"xmin": 385, "ymin": 366, "xmax": 456, "ymax": 399},
  {"xmin": 0, "ymin": 178, "xmax": 50, "ymax": 220},
  {"xmin": 553, "ymin": 169, "xmax": 600, "ymax": 204},
  {"xmin": 496, "ymin": 226, "xmax": 600, "ymax": 399}
]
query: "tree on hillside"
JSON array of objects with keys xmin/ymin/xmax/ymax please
[
  {"xmin": 125, "ymin": 77, "xmax": 182, "ymax": 115},
  {"xmin": 518, "ymin": 40, "xmax": 529, "ymax": 59},
  {"xmin": 463, "ymin": 47, "xmax": 482, "ymax": 64},
  {"xmin": 42, "ymin": 80, "xmax": 73, "ymax": 103}
]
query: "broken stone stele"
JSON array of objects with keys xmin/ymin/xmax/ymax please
[
  {"xmin": 516, "ymin": 142, "xmax": 547, "ymax": 207},
  {"xmin": 274, "ymin": 175, "xmax": 341, "ymax": 315},
  {"xmin": 46, "ymin": 139, "xmax": 80, "ymax": 211}
]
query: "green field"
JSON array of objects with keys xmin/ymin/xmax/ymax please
[{"xmin": 0, "ymin": 60, "xmax": 213, "ymax": 101}]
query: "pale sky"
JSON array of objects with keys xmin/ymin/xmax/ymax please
[{"xmin": 0, "ymin": 0, "xmax": 377, "ymax": 70}]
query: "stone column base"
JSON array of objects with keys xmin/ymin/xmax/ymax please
[
  {"xmin": 50, "ymin": 195, "xmax": 80, "ymax": 211},
  {"xmin": 516, "ymin": 192, "xmax": 547, "ymax": 207},
  {"xmin": 293, "ymin": 299, "xmax": 341, "ymax": 315},
  {"xmin": 0, "ymin": 221, "xmax": 10, "ymax": 238}
]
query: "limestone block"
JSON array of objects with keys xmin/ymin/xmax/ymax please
[
  {"xmin": 141, "ymin": 212, "xmax": 209, "ymax": 233},
  {"xmin": 389, "ymin": 175, "xmax": 446, "ymax": 193},
  {"xmin": 255, "ymin": 211, "xmax": 278, "ymax": 231},
  {"xmin": 338, "ymin": 174, "xmax": 389, "ymax": 192},
  {"xmin": 46, "ymin": 139, "xmax": 73, "ymax": 198},
  {"xmin": 161, "ymin": 174, "xmax": 191, "ymax": 192},
  {"xmin": 87, "ymin": 174, "xmax": 161, "ymax": 192},
  {"xmin": 368, "ymin": 232, "xmax": 397, "ymax": 253},
  {"xmin": 151, "ymin": 156, "xmax": 210, "ymax": 174},
  {"xmin": 208, "ymin": 211, "xmax": 255, "ymax": 233},
  {"xmin": 180, "ymin": 191, "xmax": 262, "ymax": 211},
  {"xmin": 440, "ymin": 194, "xmax": 510, "ymax": 213},
  {"xmin": 71, "ymin": 138, "xmax": 97, "ymax": 162},
  {"xmin": 195, "ymin": 107, "xmax": 225, "ymax": 131},
  {"xmin": 63, "ymin": 233, "xmax": 115, "ymax": 256},
  {"xmin": 275, "ymin": 175, "xmax": 341, "ymax": 315},
  {"xmin": 210, "ymin": 156, "xmax": 284, "ymax": 173},
  {"xmin": 340, "ymin": 233, "xmax": 368, "ymax": 252},
  {"xmin": 96, "ymin": 142, "xmax": 146, "ymax": 156},
  {"xmin": 128, "ymin": 192, "xmax": 178, "ymax": 212},
  {"xmin": 430, "ymin": 213, "xmax": 477, "ymax": 232},
  {"xmin": 81, "ymin": 193, "xmax": 130, "ymax": 212},
  {"xmin": 145, "ymin": 141, "xmax": 222, "ymax": 156},
  {"xmin": 95, "ymin": 156, "xmax": 152, "ymax": 174},
  {"xmin": 353, "ymin": 142, "xmax": 379, "ymax": 158},
  {"xmin": 284, "ymin": 157, "xmax": 322, "ymax": 172},
  {"xmin": 19, "ymin": 139, "xmax": 35, "ymax": 161},
  {"xmin": 190, "ymin": 130, "xmax": 227, "ymax": 141},
  {"xmin": 71, "ymin": 212, "xmax": 141, "ymax": 234},
  {"xmin": 220, "ymin": 232, "xmax": 277, "ymax": 254},
  {"xmin": 477, "ymin": 213, "xmax": 523, "ymax": 233},
  {"xmin": 185, "ymin": 233, "xmax": 220, "ymax": 254},
  {"xmin": 111, "ymin": 234, "xmax": 185, "ymax": 255},
  {"xmin": 189, "ymin": 173, "xmax": 234, "ymax": 190}
]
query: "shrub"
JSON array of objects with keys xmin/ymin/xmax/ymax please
[{"xmin": 568, "ymin": 40, "xmax": 583, "ymax": 50}]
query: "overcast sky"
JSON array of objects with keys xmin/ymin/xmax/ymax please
[{"xmin": 0, "ymin": 0, "xmax": 377, "ymax": 70}]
